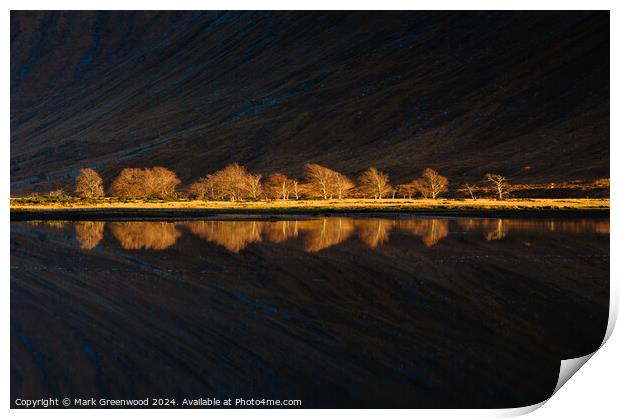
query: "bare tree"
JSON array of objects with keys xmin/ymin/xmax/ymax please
[
  {"xmin": 358, "ymin": 167, "xmax": 393, "ymax": 199},
  {"xmin": 292, "ymin": 179, "xmax": 300, "ymax": 200},
  {"xmin": 188, "ymin": 177, "xmax": 210, "ymax": 199},
  {"xmin": 461, "ymin": 183, "xmax": 479, "ymax": 200},
  {"xmin": 408, "ymin": 179, "xmax": 429, "ymax": 198},
  {"xmin": 418, "ymin": 168, "xmax": 448, "ymax": 199},
  {"xmin": 334, "ymin": 172, "xmax": 355, "ymax": 199},
  {"xmin": 303, "ymin": 163, "xmax": 355, "ymax": 200},
  {"xmin": 75, "ymin": 168, "xmax": 104, "ymax": 198},
  {"xmin": 110, "ymin": 167, "xmax": 180, "ymax": 198},
  {"xmin": 202, "ymin": 163, "xmax": 261, "ymax": 201},
  {"xmin": 484, "ymin": 173, "xmax": 509, "ymax": 199},
  {"xmin": 246, "ymin": 173, "xmax": 263, "ymax": 200},
  {"xmin": 201, "ymin": 173, "xmax": 224, "ymax": 200},
  {"xmin": 265, "ymin": 173, "xmax": 294, "ymax": 200},
  {"xmin": 304, "ymin": 163, "xmax": 335, "ymax": 199},
  {"xmin": 396, "ymin": 182, "xmax": 418, "ymax": 199},
  {"xmin": 149, "ymin": 167, "xmax": 181, "ymax": 198},
  {"xmin": 214, "ymin": 163, "xmax": 248, "ymax": 201},
  {"xmin": 110, "ymin": 168, "xmax": 145, "ymax": 198}
]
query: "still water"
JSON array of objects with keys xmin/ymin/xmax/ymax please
[{"xmin": 10, "ymin": 217, "xmax": 609, "ymax": 408}]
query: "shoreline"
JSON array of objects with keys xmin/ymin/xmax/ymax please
[{"xmin": 10, "ymin": 199, "xmax": 610, "ymax": 221}]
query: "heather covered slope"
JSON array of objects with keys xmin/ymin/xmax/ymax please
[{"xmin": 10, "ymin": 11, "xmax": 609, "ymax": 194}]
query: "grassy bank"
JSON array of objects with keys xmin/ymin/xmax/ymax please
[{"xmin": 10, "ymin": 198, "xmax": 610, "ymax": 220}]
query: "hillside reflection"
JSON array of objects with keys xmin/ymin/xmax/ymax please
[{"xmin": 55, "ymin": 217, "xmax": 612, "ymax": 252}]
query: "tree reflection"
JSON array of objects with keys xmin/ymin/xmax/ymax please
[
  {"xmin": 109, "ymin": 222, "xmax": 181, "ymax": 250},
  {"xmin": 75, "ymin": 221, "xmax": 105, "ymax": 249},
  {"xmin": 263, "ymin": 220, "xmax": 299, "ymax": 243},
  {"xmin": 485, "ymin": 219, "xmax": 507, "ymax": 241},
  {"xmin": 398, "ymin": 219, "xmax": 449, "ymax": 247},
  {"xmin": 455, "ymin": 219, "xmax": 610, "ymax": 239},
  {"xmin": 299, "ymin": 218, "xmax": 355, "ymax": 252},
  {"xmin": 27, "ymin": 220, "xmax": 68, "ymax": 229},
  {"xmin": 356, "ymin": 219, "xmax": 395, "ymax": 248},
  {"xmin": 65, "ymin": 217, "xmax": 609, "ymax": 253},
  {"xmin": 186, "ymin": 220, "xmax": 263, "ymax": 252}
]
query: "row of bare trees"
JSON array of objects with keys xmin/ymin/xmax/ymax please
[
  {"xmin": 187, "ymin": 163, "xmax": 263, "ymax": 201},
  {"xmin": 75, "ymin": 167, "xmax": 181, "ymax": 199},
  {"xmin": 458, "ymin": 174, "xmax": 509, "ymax": 200},
  {"xmin": 185, "ymin": 163, "xmax": 450, "ymax": 201},
  {"xmin": 74, "ymin": 163, "xmax": 510, "ymax": 200}
]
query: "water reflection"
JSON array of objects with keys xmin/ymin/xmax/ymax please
[
  {"xmin": 457, "ymin": 218, "xmax": 610, "ymax": 236},
  {"xmin": 399, "ymin": 219, "xmax": 449, "ymax": 247},
  {"xmin": 485, "ymin": 219, "xmax": 507, "ymax": 241},
  {"xmin": 186, "ymin": 220, "xmax": 263, "ymax": 253},
  {"xmin": 300, "ymin": 218, "xmax": 355, "ymax": 252},
  {"xmin": 109, "ymin": 221, "xmax": 181, "ymax": 250},
  {"xmin": 75, "ymin": 221, "xmax": 105, "ymax": 250},
  {"xmin": 263, "ymin": 220, "xmax": 300, "ymax": 243},
  {"xmin": 357, "ymin": 219, "xmax": 393, "ymax": 248},
  {"xmin": 27, "ymin": 220, "xmax": 68, "ymax": 229},
  {"xmin": 29, "ymin": 217, "xmax": 608, "ymax": 253},
  {"xmin": 10, "ymin": 216, "xmax": 610, "ymax": 407}
]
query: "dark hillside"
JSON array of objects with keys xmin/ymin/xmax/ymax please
[{"xmin": 10, "ymin": 11, "xmax": 609, "ymax": 194}]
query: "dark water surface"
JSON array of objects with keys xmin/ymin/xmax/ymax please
[{"xmin": 10, "ymin": 217, "xmax": 609, "ymax": 408}]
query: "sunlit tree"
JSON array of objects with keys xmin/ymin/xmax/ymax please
[
  {"xmin": 303, "ymin": 163, "xmax": 353, "ymax": 199},
  {"xmin": 460, "ymin": 183, "xmax": 479, "ymax": 200},
  {"xmin": 150, "ymin": 167, "xmax": 181, "ymax": 197},
  {"xmin": 246, "ymin": 173, "xmax": 263, "ymax": 200},
  {"xmin": 109, "ymin": 167, "xmax": 180, "ymax": 198},
  {"xmin": 202, "ymin": 163, "xmax": 262, "ymax": 201},
  {"xmin": 358, "ymin": 167, "xmax": 393, "ymax": 199},
  {"xmin": 396, "ymin": 182, "xmax": 418, "ymax": 199},
  {"xmin": 188, "ymin": 177, "xmax": 211, "ymax": 199},
  {"xmin": 334, "ymin": 172, "xmax": 355, "ymax": 199},
  {"xmin": 110, "ymin": 168, "xmax": 145, "ymax": 198},
  {"xmin": 292, "ymin": 179, "xmax": 300, "ymax": 200},
  {"xmin": 417, "ymin": 168, "xmax": 448, "ymax": 199},
  {"xmin": 265, "ymin": 173, "xmax": 295, "ymax": 200},
  {"xmin": 304, "ymin": 163, "xmax": 334, "ymax": 199},
  {"xmin": 75, "ymin": 168, "xmax": 104, "ymax": 198},
  {"xmin": 484, "ymin": 173, "xmax": 509, "ymax": 200}
]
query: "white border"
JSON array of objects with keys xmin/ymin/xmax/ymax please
[{"xmin": 3, "ymin": 2, "xmax": 617, "ymax": 418}]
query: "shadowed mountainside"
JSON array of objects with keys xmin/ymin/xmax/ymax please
[{"xmin": 10, "ymin": 11, "xmax": 609, "ymax": 194}]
